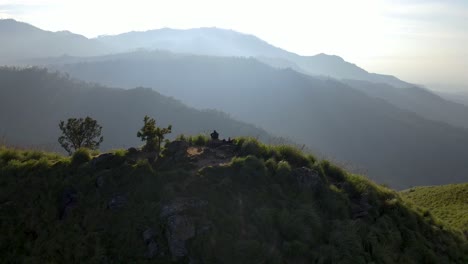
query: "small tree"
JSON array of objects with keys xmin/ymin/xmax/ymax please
[
  {"xmin": 137, "ymin": 115, "xmax": 172, "ymax": 153},
  {"xmin": 58, "ymin": 117, "xmax": 103, "ymax": 155}
]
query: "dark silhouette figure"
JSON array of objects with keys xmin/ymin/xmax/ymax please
[{"xmin": 210, "ymin": 130, "xmax": 219, "ymax": 140}]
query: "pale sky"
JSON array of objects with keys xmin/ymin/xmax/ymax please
[{"xmin": 1, "ymin": 0, "xmax": 467, "ymax": 90}]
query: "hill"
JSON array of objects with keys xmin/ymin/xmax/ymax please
[
  {"xmin": 42, "ymin": 51, "xmax": 468, "ymax": 189},
  {"xmin": 0, "ymin": 67, "xmax": 272, "ymax": 151},
  {"xmin": 0, "ymin": 19, "xmax": 410, "ymax": 87},
  {"xmin": 95, "ymin": 27, "xmax": 411, "ymax": 87},
  {"xmin": 0, "ymin": 138, "xmax": 467, "ymax": 263},
  {"xmin": 401, "ymin": 184, "xmax": 468, "ymax": 233},
  {"xmin": 344, "ymin": 79, "xmax": 468, "ymax": 129},
  {"xmin": 0, "ymin": 19, "xmax": 106, "ymax": 64}
]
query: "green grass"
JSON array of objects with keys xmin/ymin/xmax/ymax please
[
  {"xmin": 401, "ymin": 184, "xmax": 468, "ymax": 232},
  {"xmin": 0, "ymin": 139, "xmax": 467, "ymax": 263}
]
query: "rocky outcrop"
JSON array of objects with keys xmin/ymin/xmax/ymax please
[
  {"xmin": 142, "ymin": 228, "xmax": 159, "ymax": 258},
  {"xmin": 164, "ymin": 140, "xmax": 189, "ymax": 162},
  {"xmin": 160, "ymin": 198, "xmax": 209, "ymax": 259}
]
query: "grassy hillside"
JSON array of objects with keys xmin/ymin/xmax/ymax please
[
  {"xmin": 1, "ymin": 138, "xmax": 467, "ymax": 263},
  {"xmin": 0, "ymin": 67, "xmax": 272, "ymax": 151},
  {"xmin": 44, "ymin": 51, "xmax": 468, "ymax": 189},
  {"xmin": 401, "ymin": 184, "xmax": 468, "ymax": 233}
]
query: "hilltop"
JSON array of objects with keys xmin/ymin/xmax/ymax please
[{"xmin": 0, "ymin": 138, "xmax": 467, "ymax": 263}]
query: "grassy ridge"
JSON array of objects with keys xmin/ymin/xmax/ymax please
[
  {"xmin": 1, "ymin": 140, "xmax": 467, "ymax": 263},
  {"xmin": 401, "ymin": 184, "xmax": 468, "ymax": 232}
]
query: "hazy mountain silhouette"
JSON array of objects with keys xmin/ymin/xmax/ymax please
[
  {"xmin": 43, "ymin": 51, "xmax": 468, "ymax": 189},
  {"xmin": 0, "ymin": 19, "xmax": 106, "ymax": 64},
  {"xmin": 344, "ymin": 79, "xmax": 468, "ymax": 129},
  {"xmin": 1, "ymin": 19, "xmax": 410, "ymax": 87},
  {"xmin": 96, "ymin": 27, "xmax": 412, "ymax": 87},
  {"xmin": 0, "ymin": 67, "xmax": 272, "ymax": 151}
]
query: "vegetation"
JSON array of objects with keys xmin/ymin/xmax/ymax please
[
  {"xmin": 58, "ymin": 116, "xmax": 104, "ymax": 155},
  {"xmin": 0, "ymin": 137, "xmax": 467, "ymax": 263},
  {"xmin": 137, "ymin": 115, "xmax": 172, "ymax": 153},
  {"xmin": 401, "ymin": 184, "xmax": 468, "ymax": 232},
  {"xmin": 0, "ymin": 67, "xmax": 271, "ymax": 152}
]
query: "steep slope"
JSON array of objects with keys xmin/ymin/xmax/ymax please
[
  {"xmin": 344, "ymin": 79, "xmax": 468, "ymax": 129},
  {"xmin": 401, "ymin": 184, "xmax": 468, "ymax": 233},
  {"xmin": 0, "ymin": 19, "xmax": 106, "ymax": 64},
  {"xmin": 0, "ymin": 140, "xmax": 467, "ymax": 263},
  {"xmin": 0, "ymin": 67, "xmax": 271, "ymax": 151},
  {"xmin": 46, "ymin": 51, "xmax": 468, "ymax": 189}
]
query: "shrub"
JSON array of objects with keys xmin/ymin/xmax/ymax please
[
  {"xmin": 190, "ymin": 134, "xmax": 209, "ymax": 146},
  {"xmin": 240, "ymin": 138, "xmax": 267, "ymax": 157},
  {"xmin": 71, "ymin": 148, "xmax": 92, "ymax": 166}
]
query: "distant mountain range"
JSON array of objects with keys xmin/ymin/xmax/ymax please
[{"xmin": 1, "ymin": 19, "xmax": 410, "ymax": 88}]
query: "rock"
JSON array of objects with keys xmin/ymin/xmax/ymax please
[
  {"xmin": 143, "ymin": 228, "xmax": 156, "ymax": 243},
  {"xmin": 96, "ymin": 175, "xmax": 104, "ymax": 188},
  {"xmin": 292, "ymin": 167, "xmax": 323, "ymax": 190},
  {"xmin": 90, "ymin": 153, "xmax": 115, "ymax": 169},
  {"xmin": 166, "ymin": 140, "xmax": 189, "ymax": 153},
  {"xmin": 59, "ymin": 187, "xmax": 78, "ymax": 220},
  {"xmin": 160, "ymin": 198, "xmax": 208, "ymax": 218},
  {"xmin": 164, "ymin": 140, "xmax": 189, "ymax": 162},
  {"xmin": 107, "ymin": 195, "xmax": 127, "ymax": 210},
  {"xmin": 142, "ymin": 228, "xmax": 158, "ymax": 258},
  {"xmin": 147, "ymin": 240, "xmax": 158, "ymax": 258},
  {"xmin": 166, "ymin": 214, "xmax": 196, "ymax": 258},
  {"xmin": 127, "ymin": 147, "xmax": 138, "ymax": 155},
  {"xmin": 160, "ymin": 198, "xmax": 209, "ymax": 259}
]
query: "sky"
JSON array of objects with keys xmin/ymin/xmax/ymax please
[{"xmin": 0, "ymin": 0, "xmax": 467, "ymax": 90}]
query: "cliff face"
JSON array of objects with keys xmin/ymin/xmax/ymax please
[{"xmin": 0, "ymin": 138, "xmax": 467, "ymax": 263}]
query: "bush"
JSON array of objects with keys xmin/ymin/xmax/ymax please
[
  {"xmin": 190, "ymin": 134, "xmax": 210, "ymax": 146},
  {"xmin": 275, "ymin": 145, "xmax": 312, "ymax": 168},
  {"xmin": 71, "ymin": 148, "xmax": 92, "ymax": 166},
  {"xmin": 240, "ymin": 138, "xmax": 267, "ymax": 157}
]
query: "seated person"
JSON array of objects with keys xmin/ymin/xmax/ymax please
[{"xmin": 210, "ymin": 130, "xmax": 219, "ymax": 140}]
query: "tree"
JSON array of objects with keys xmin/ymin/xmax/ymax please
[
  {"xmin": 137, "ymin": 115, "xmax": 172, "ymax": 153},
  {"xmin": 58, "ymin": 117, "xmax": 103, "ymax": 155}
]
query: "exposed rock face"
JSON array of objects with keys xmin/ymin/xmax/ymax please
[
  {"xmin": 160, "ymin": 198, "xmax": 208, "ymax": 219},
  {"xmin": 142, "ymin": 228, "xmax": 158, "ymax": 258},
  {"xmin": 164, "ymin": 140, "xmax": 189, "ymax": 162},
  {"xmin": 292, "ymin": 167, "xmax": 323, "ymax": 190},
  {"xmin": 160, "ymin": 198, "xmax": 208, "ymax": 259},
  {"xmin": 59, "ymin": 187, "xmax": 78, "ymax": 220},
  {"xmin": 90, "ymin": 153, "xmax": 114, "ymax": 169},
  {"xmin": 107, "ymin": 195, "xmax": 127, "ymax": 210},
  {"xmin": 96, "ymin": 175, "xmax": 104, "ymax": 188},
  {"xmin": 166, "ymin": 214, "xmax": 196, "ymax": 258}
]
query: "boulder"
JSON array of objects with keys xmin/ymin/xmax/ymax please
[
  {"xmin": 90, "ymin": 153, "xmax": 113, "ymax": 166},
  {"xmin": 166, "ymin": 214, "xmax": 196, "ymax": 258},
  {"xmin": 142, "ymin": 228, "xmax": 158, "ymax": 258},
  {"xmin": 160, "ymin": 198, "xmax": 209, "ymax": 259}
]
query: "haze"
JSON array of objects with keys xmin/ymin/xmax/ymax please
[{"xmin": 1, "ymin": 0, "xmax": 467, "ymax": 90}]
